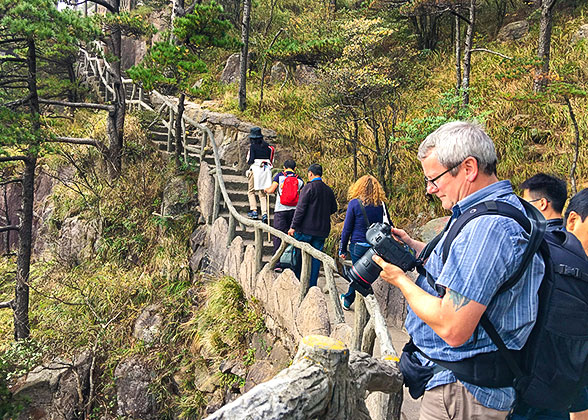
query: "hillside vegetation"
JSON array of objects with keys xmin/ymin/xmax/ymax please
[{"xmin": 212, "ymin": 0, "xmax": 588, "ymax": 228}]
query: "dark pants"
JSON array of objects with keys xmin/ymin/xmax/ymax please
[
  {"xmin": 293, "ymin": 232, "xmax": 325, "ymax": 288},
  {"xmin": 342, "ymin": 243, "xmax": 371, "ymax": 306},
  {"xmin": 273, "ymin": 210, "xmax": 295, "ymax": 254}
]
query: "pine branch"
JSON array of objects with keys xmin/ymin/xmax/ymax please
[
  {"xmin": 51, "ymin": 136, "xmax": 101, "ymax": 148},
  {"xmin": 0, "ymin": 178, "xmax": 22, "ymax": 186},
  {"xmin": 0, "ymin": 94, "xmax": 32, "ymax": 109},
  {"xmin": 0, "ymin": 156, "xmax": 30, "ymax": 163}
]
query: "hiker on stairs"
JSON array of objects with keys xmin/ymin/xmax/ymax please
[{"xmin": 246, "ymin": 127, "xmax": 273, "ymax": 223}]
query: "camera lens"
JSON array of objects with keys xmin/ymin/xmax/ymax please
[{"xmin": 343, "ymin": 248, "xmax": 382, "ymax": 290}]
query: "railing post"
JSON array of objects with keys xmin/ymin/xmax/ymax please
[
  {"xmin": 268, "ymin": 240, "xmax": 287, "ymax": 270},
  {"xmin": 182, "ymin": 118, "xmax": 188, "ymax": 164},
  {"xmin": 352, "ymin": 294, "xmax": 369, "ymax": 351},
  {"xmin": 139, "ymin": 86, "xmax": 143, "ymax": 105},
  {"xmin": 227, "ymin": 213, "xmax": 236, "ymax": 247},
  {"xmin": 361, "ymin": 318, "xmax": 376, "ymax": 355},
  {"xmin": 325, "ymin": 266, "xmax": 345, "ymax": 324},
  {"xmin": 167, "ymin": 107, "xmax": 174, "ymax": 152},
  {"xmin": 298, "ymin": 250, "xmax": 312, "ymax": 304},
  {"xmin": 200, "ymin": 130, "xmax": 207, "ymax": 163},
  {"xmin": 213, "ymin": 173, "xmax": 221, "ymax": 222},
  {"xmin": 254, "ymin": 226, "xmax": 263, "ymax": 273}
]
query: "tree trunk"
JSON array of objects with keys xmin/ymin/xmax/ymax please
[
  {"xmin": 66, "ymin": 61, "xmax": 77, "ymax": 104},
  {"xmin": 238, "ymin": 0, "xmax": 251, "ymax": 111},
  {"xmin": 534, "ymin": 0, "xmax": 557, "ymax": 92},
  {"xmin": 353, "ymin": 120, "xmax": 358, "ymax": 180},
  {"xmin": 14, "ymin": 37, "xmax": 42, "ymax": 340},
  {"xmin": 175, "ymin": 93, "xmax": 185, "ymax": 166},
  {"xmin": 455, "ymin": 14, "xmax": 462, "ymax": 95},
  {"xmin": 461, "ymin": 0, "xmax": 475, "ymax": 107},
  {"xmin": 565, "ymin": 97, "xmax": 580, "ymax": 195},
  {"xmin": 105, "ymin": 0, "xmax": 125, "ymax": 178}
]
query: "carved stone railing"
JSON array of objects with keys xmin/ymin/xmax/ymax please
[
  {"xmin": 204, "ymin": 336, "xmax": 403, "ymax": 420},
  {"xmin": 77, "ymin": 46, "xmax": 403, "ymax": 419}
]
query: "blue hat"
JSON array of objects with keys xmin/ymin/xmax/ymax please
[{"xmin": 249, "ymin": 127, "xmax": 263, "ymax": 139}]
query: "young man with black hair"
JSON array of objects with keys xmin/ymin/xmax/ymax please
[
  {"xmin": 520, "ymin": 173, "xmax": 567, "ymax": 231},
  {"xmin": 288, "ymin": 163, "xmax": 337, "ymax": 287},
  {"xmin": 566, "ymin": 188, "xmax": 588, "ymax": 255},
  {"xmin": 265, "ymin": 159, "xmax": 304, "ymax": 271},
  {"xmin": 565, "ymin": 188, "xmax": 588, "ymax": 420}
]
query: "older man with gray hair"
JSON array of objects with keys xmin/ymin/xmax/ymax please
[{"xmin": 374, "ymin": 121, "xmax": 544, "ymax": 419}]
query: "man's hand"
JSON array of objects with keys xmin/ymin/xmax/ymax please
[
  {"xmin": 288, "ymin": 228, "xmax": 295, "ymax": 236},
  {"xmin": 372, "ymin": 254, "xmax": 406, "ymax": 287},
  {"xmin": 391, "ymin": 227, "xmax": 426, "ymax": 254},
  {"xmin": 339, "ymin": 253, "xmax": 347, "ymax": 260}
]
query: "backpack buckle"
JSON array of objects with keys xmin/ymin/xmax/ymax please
[{"xmin": 557, "ymin": 264, "xmax": 580, "ymax": 278}]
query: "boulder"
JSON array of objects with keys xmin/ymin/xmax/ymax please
[
  {"xmin": 294, "ymin": 64, "xmax": 318, "ymax": 85},
  {"xmin": 220, "ymin": 53, "xmax": 241, "ymax": 84},
  {"xmin": 270, "ymin": 62, "xmax": 288, "ymax": 83},
  {"xmin": 190, "ymin": 224, "xmax": 210, "ymax": 252},
  {"xmin": 497, "ymin": 20, "xmax": 529, "ymax": 41},
  {"xmin": 121, "ymin": 36, "xmax": 147, "ymax": 70},
  {"xmin": 133, "ymin": 304, "xmax": 163, "ymax": 344},
  {"xmin": 571, "ymin": 24, "xmax": 588, "ymax": 44},
  {"xmin": 57, "ymin": 216, "xmax": 98, "ymax": 266},
  {"xmin": 115, "ymin": 358, "xmax": 157, "ymax": 419},
  {"xmin": 268, "ymin": 339, "xmax": 291, "ymax": 370},
  {"xmin": 197, "ymin": 161, "xmax": 214, "ymax": 224},
  {"xmin": 295, "ymin": 286, "xmax": 331, "ymax": 337},
  {"xmin": 161, "ymin": 175, "xmax": 196, "ymax": 217},
  {"xmin": 417, "ymin": 216, "xmax": 450, "ymax": 243},
  {"xmin": 13, "ymin": 351, "xmax": 92, "ymax": 420},
  {"xmin": 243, "ymin": 360, "xmax": 276, "ymax": 393}
]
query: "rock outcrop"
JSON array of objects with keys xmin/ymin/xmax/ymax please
[
  {"xmin": 497, "ymin": 20, "xmax": 529, "ymax": 41},
  {"xmin": 13, "ymin": 352, "xmax": 92, "ymax": 420},
  {"xmin": 115, "ymin": 358, "xmax": 157, "ymax": 419}
]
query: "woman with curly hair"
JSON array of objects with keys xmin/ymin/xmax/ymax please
[{"xmin": 339, "ymin": 175, "xmax": 388, "ymax": 310}]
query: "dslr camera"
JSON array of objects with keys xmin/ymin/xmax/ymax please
[{"xmin": 341, "ymin": 223, "xmax": 419, "ymax": 296}]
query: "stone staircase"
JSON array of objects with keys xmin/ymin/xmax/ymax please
[{"xmin": 146, "ymin": 117, "xmax": 276, "ymax": 264}]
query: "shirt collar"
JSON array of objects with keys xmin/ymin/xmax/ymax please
[
  {"xmin": 310, "ymin": 177, "xmax": 322, "ymax": 182},
  {"xmin": 451, "ymin": 180, "xmax": 514, "ymax": 220}
]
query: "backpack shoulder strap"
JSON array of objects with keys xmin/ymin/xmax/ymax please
[{"xmin": 442, "ymin": 200, "xmax": 546, "ymax": 295}]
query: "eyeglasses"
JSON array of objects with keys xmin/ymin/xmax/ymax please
[
  {"xmin": 424, "ymin": 162, "xmax": 462, "ymax": 190},
  {"xmin": 527, "ymin": 197, "xmax": 550, "ymax": 204}
]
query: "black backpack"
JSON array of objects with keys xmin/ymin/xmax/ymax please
[{"xmin": 418, "ymin": 199, "xmax": 588, "ymax": 411}]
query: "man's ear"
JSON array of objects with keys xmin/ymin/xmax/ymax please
[
  {"xmin": 462, "ymin": 156, "xmax": 479, "ymax": 182},
  {"xmin": 538, "ymin": 197, "xmax": 549, "ymax": 212},
  {"xmin": 566, "ymin": 211, "xmax": 580, "ymax": 233}
]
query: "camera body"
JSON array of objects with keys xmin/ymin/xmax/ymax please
[{"xmin": 342, "ymin": 223, "xmax": 419, "ymax": 297}]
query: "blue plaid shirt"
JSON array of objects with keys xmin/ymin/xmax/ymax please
[{"xmin": 405, "ymin": 180, "xmax": 545, "ymax": 411}]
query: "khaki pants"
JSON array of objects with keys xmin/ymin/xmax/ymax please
[
  {"xmin": 420, "ymin": 382, "xmax": 508, "ymax": 420},
  {"xmin": 247, "ymin": 170, "xmax": 268, "ymax": 215}
]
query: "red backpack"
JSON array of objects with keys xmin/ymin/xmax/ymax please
[{"xmin": 279, "ymin": 172, "xmax": 300, "ymax": 206}]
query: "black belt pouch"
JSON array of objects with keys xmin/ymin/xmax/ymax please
[{"xmin": 399, "ymin": 340, "xmax": 435, "ymax": 399}]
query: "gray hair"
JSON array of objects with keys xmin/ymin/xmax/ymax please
[{"xmin": 417, "ymin": 121, "xmax": 497, "ymax": 176}]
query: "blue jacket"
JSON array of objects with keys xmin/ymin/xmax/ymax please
[{"xmin": 339, "ymin": 198, "xmax": 384, "ymax": 253}]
